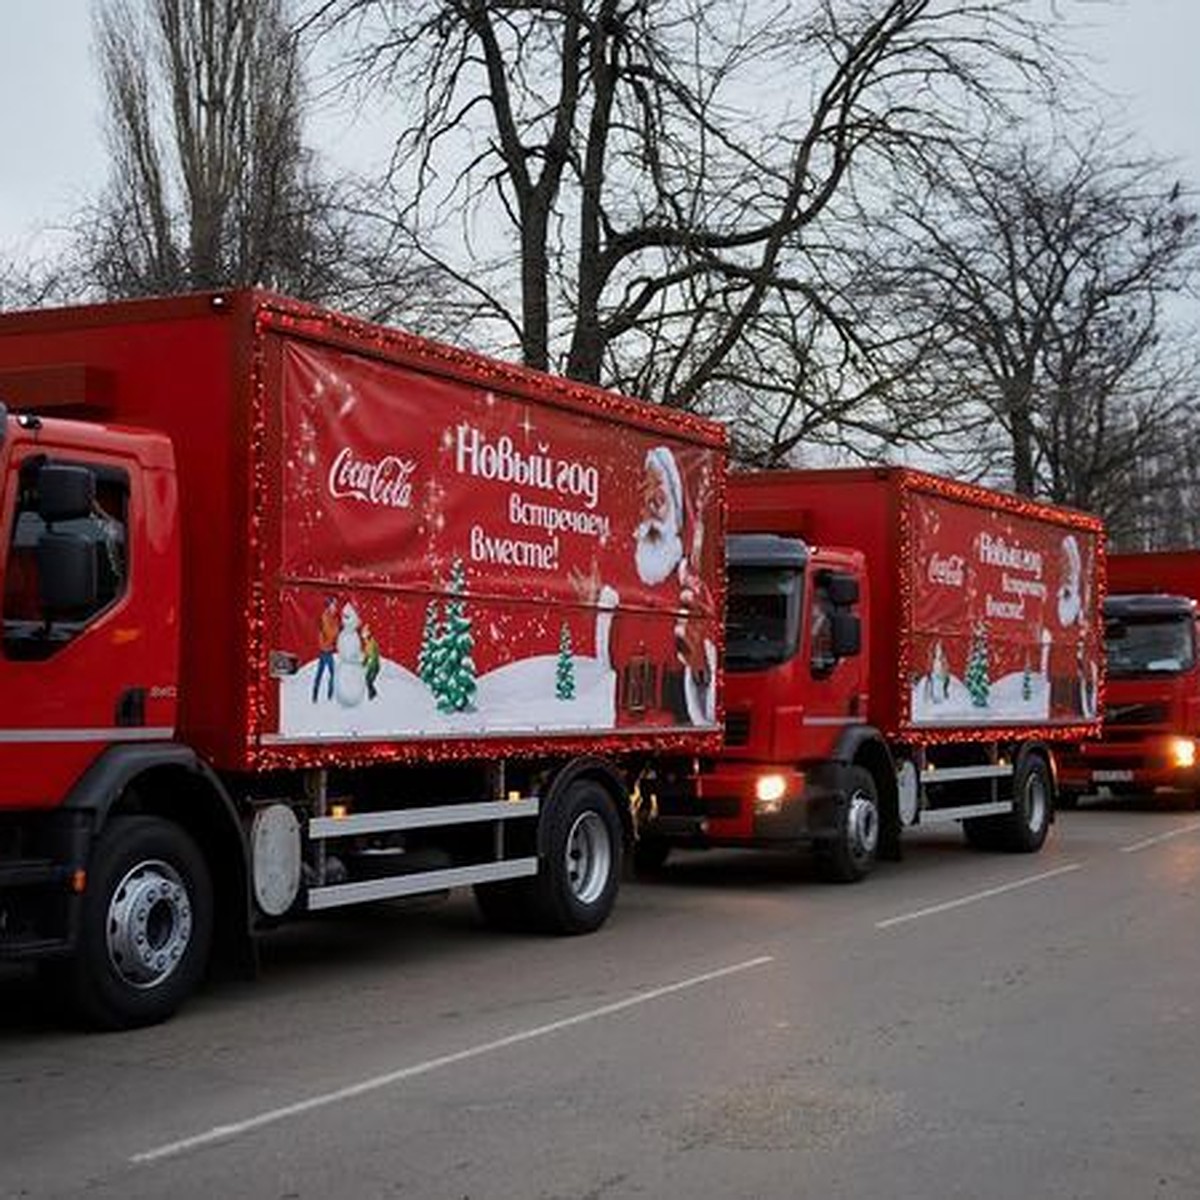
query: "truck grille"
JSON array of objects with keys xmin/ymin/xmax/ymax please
[
  {"xmin": 724, "ymin": 710, "xmax": 750, "ymax": 746},
  {"xmin": 1104, "ymin": 702, "xmax": 1169, "ymax": 726}
]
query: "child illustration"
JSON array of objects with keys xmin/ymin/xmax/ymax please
[
  {"xmin": 362, "ymin": 623, "xmax": 381, "ymax": 701},
  {"xmin": 312, "ymin": 595, "xmax": 339, "ymax": 702}
]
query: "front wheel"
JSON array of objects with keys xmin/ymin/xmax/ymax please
[
  {"xmin": 815, "ymin": 766, "xmax": 879, "ymax": 883},
  {"xmin": 63, "ymin": 815, "xmax": 213, "ymax": 1030},
  {"xmin": 528, "ymin": 778, "xmax": 623, "ymax": 934}
]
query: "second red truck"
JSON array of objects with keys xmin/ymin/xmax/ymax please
[{"xmin": 638, "ymin": 467, "xmax": 1104, "ymax": 878}]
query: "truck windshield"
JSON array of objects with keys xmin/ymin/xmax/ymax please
[
  {"xmin": 1105, "ymin": 616, "xmax": 1195, "ymax": 677},
  {"xmin": 726, "ymin": 566, "xmax": 802, "ymax": 671}
]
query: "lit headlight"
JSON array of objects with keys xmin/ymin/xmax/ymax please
[
  {"xmin": 1169, "ymin": 737, "xmax": 1196, "ymax": 769},
  {"xmin": 754, "ymin": 773, "xmax": 788, "ymax": 813}
]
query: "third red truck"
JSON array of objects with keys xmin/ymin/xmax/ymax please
[{"xmin": 1059, "ymin": 551, "xmax": 1200, "ymax": 806}]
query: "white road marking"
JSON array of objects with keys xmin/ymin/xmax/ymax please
[
  {"xmin": 875, "ymin": 864, "xmax": 1083, "ymax": 930},
  {"xmin": 131, "ymin": 955, "xmax": 774, "ymax": 1165},
  {"xmin": 1120, "ymin": 821, "xmax": 1200, "ymax": 853}
]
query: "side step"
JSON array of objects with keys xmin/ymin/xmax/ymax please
[{"xmin": 305, "ymin": 797, "xmax": 542, "ymax": 912}]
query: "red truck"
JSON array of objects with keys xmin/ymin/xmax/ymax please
[
  {"xmin": 1059, "ymin": 551, "xmax": 1200, "ymax": 806},
  {"xmin": 637, "ymin": 468, "xmax": 1104, "ymax": 880},
  {"xmin": 0, "ymin": 290, "xmax": 726, "ymax": 1028}
]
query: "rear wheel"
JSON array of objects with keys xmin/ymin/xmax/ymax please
[
  {"xmin": 1001, "ymin": 754, "xmax": 1052, "ymax": 852},
  {"xmin": 815, "ymin": 766, "xmax": 879, "ymax": 883},
  {"xmin": 527, "ymin": 779, "xmax": 623, "ymax": 933},
  {"xmin": 64, "ymin": 815, "xmax": 213, "ymax": 1030},
  {"xmin": 964, "ymin": 754, "xmax": 1052, "ymax": 853}
]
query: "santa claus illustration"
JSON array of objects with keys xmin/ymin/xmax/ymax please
[{"xmin": 573, "ymin": 446, "xmax": 716, "ymax": 726}]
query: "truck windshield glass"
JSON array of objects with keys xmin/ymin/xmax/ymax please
[
  {"xmin": 726, "ymin": 566, "xmax": 802, "ymax": 671},
  {"xmin": 3, "ymin": 461, "xmax": 129, "ymax": 661},
  {"xmin": 1105, "ymin": 616, "xmax": 1195, "ymax": 677}
]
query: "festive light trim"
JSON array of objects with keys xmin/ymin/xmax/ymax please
[
  {"xmin": 245, "ymin": 310, "xmax": 272, "ymax": 766},
  {"xmin": 255, "ymin": 294, "xmax": 727, "ymax": 450},
  {"xmin": 253, "ymin": 728, "xmax": 724, "ymax": 774}
]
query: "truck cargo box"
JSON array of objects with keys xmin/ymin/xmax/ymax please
[
  {"xmin": 1108, "ymin": 550, "xmax": 1200, "ymax": 600},
  {"xmin": 729, "ymin": 467, "xmax": 1104, "ymax": 741},
  {"xmin": 0, "ymin": 291, "xmax": 727, "ymax": 772}
]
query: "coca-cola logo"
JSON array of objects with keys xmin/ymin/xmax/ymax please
[
  {"xmin": 327, "ymin": 447, "xmax": 417, "ymax": 508},
  {"xmin": 928, "ymin": 553, "xmax": 965, "ymax": 587}
]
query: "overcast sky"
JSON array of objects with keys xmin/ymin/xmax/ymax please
[{"xmin": 2, "ymin": 0, "xmax": 1199, "ymax": 256}]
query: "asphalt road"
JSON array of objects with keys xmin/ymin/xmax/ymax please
[{"xmin": 3, "ymin": 799, "xmax": 1199, "ymax": 1200}]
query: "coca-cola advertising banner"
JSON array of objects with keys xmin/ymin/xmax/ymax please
[
  {"xmin": 907, "ymin": 490, "xmax": 1101, "ymax": 727},
  {"xmin": 271, "ymin": 341, "xmax": 723, "ymax": 743}
]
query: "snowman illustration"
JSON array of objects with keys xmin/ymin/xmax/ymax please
[
  {"xmin": 924, "ymin": 640, "xmax": 951, "ymax": 704},
  {"xmin": 335, "ymin": 602, "xmax": 367, "ymax": 707}
]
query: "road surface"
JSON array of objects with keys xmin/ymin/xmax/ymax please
[{"xmin": 2, "ymin": 801, "xmax": 1198, "ymax": 1199}]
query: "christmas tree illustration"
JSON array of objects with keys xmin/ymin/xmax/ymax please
[
  {"xmin": 556, "ymin": 621, "xmax": 576, "ymax": 701},
  {"xmin": 433, "ymin": 557, "xmax": 477, "ymax": 713},
  {"xmin": 1021, "ymin": 654, "xmax": 1032, "ymax": 702},
  {"xmin": 417, "ymin": 598, "xmax": 441, "ymax": 686},
  {"xmin": 965, "ymin": 624, "xmax": 991, "ymax": 708}
]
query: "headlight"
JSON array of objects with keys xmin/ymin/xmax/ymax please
[
  {"xmin": 754, "ymin": 773, "xmax": 788, "ymax": 813},
  {"xmin": 1169, "ymin": 737, "xmax": 1196, "ymax": 769}
]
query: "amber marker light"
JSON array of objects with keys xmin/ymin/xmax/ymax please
[
  {"xmin": 1168, "ymin": 737, "xmax": 1196, "ymax": 770},
  {"xmin": 330, "ymin": 802, "xmax": 350, "ymax": 820}
]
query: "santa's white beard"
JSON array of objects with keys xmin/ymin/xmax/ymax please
[
  {"xmin": 635, "ymin": 519, "xmax": 683, "ymax": 586},
  {"xmin": 1057, "ymin": 586, "xmax": 1081, "ymax": 627}
]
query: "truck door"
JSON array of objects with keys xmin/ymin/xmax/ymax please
[
  {"xmin": 800, "ymin": 560, "xmax": 867, "ymax": 751},
  {"xmin": 0, "ymin": 445, "xmax": 176, "ymax": 809}
]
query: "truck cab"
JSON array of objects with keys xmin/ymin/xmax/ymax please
[
  {"xmin": 639, "ymin": 532, "xmax": 879, "ymax": 881},
  {"xmin": 1060, "ymin": 593, "xmax": 1200, "ymax": 803}
]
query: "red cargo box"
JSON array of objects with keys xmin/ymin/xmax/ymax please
[
  {"xmin": 0, "ymin": 291, "xmax": 727, "ymax": 770},
  {"xmin": 729, "ymin": 467, "xmax": 1104, "ymax": 742},
  {"xmin": 1108, "ymin": 550, "xmax": 1200, "ymax": 600}
]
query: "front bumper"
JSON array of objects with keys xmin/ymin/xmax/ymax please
[
  {"xmin": 0, "ymin": 809, "xmax": 91, "ymax": 961},
  {"xmin": 642, "ymin": 761, "xmax": 847, "ymax": 846},
  {"xmin": 1058, "ymin": 733, "xmax": 1200, "ymax": 795}
]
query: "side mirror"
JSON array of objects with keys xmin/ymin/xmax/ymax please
[
  {"xmin": 826, "ymin": 572, "xmax": 860, "ymax": 608},
  {"xmin": 830, "ymin": 611, "xmax": 861, "ymax": 658},
  {"xmin": 37, "ymin": 532, "xmax": 98, "ymax": 618},
  {"xmin": 37, "ymin": 465, "xmax": 96, "ymax": 523}
]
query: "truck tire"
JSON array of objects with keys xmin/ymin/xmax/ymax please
[
  {"xmin": 1001, "ymin": 753, "xmax": 1053, "ymax": 852},
  {"xmin": 528, "ymin": 778, "xmax": 623, "ymax": 934},
  {"xmin": 964, "ymin": 754, "xmax": 1052, "ymax": 853},
  {"xmin": 64, "ymin": 815, "xmax": 213, "ymax": 1030},
  {"xmin": 815, "ymin": 766, "xmax": 879, "ymax": 883}
]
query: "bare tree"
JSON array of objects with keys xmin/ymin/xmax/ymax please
[
  {"xmin": 883, "ymin": 133, "xmax": 1200, "ymax": 529},
  {"xmin": 308, "ymin": 0, "xmax": 1062, "ymax": 444},
  {"xmin": 77, "ymin": 0, "xmax": 358, "ymax": 299}
]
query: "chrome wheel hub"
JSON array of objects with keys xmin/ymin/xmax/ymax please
[
  {"xmin": 105, "ymin": 859, "xmax": 193, "ymax": 989},
  {"xmin": 565, "ymin": 811, "xmax": 612, "ymax": 906}
]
